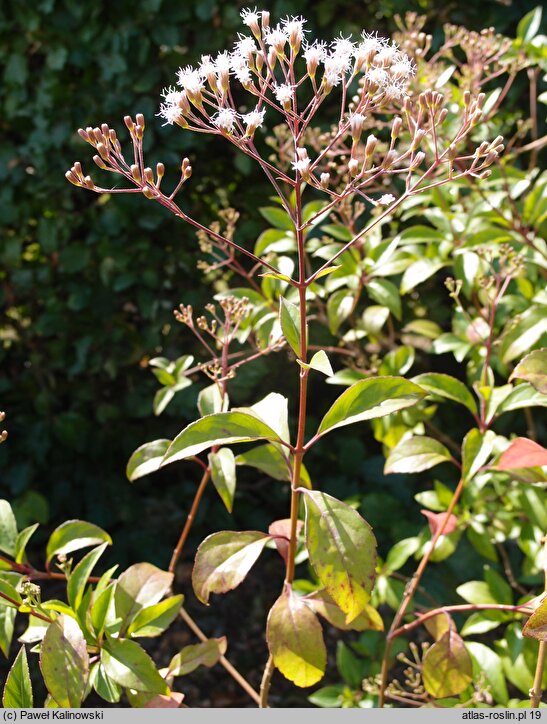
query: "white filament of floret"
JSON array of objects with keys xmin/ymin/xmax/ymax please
[
  {"xmin": 161, "ymin": 86, "xmax": 183, "ymax": 105},
  {"xmin": 375, "ymin": 43, "xmax": 399, "ymax": 66},
  {"xmin": 383, "ymin": 82, "xmax": 406, "ymax": 101},
  {"xmin": 331, "ymin": 35, "xmax": 356, "ymax": 59},
  {"xmin": 281, "ymin": 15, "xmax": 307, "ymax": 43},
  {"xmin": 366, "ymin": 67, "xmax": 389, "ymax": 87},
  {"xmin": 231, "ymin": 54, "xmax": 252, "ymax": 84},
  {"xmin": 324, "ymin": 54, "xmax": 351, "ymax": 86},
  {"xmin": 274, "ymin": 83, "xmax": 294, "ymax": 104},
  {"xmin": 158, "ymin": 103, "xmax": 182, "ymax": 126},
  {"xmin": 390, "ymin": 56, "xmax": 416, "ymax": 80},
  {"xmin": 215, "ymin": 51, "xmax": 232, "ymax": 74},
  {"xmin": 360, "ymin": 31, "xmax": 389, "ymax": 55},
  {"xmin": 377, "ymin": 194, "xmax": 396, "ymax": 205},
  {"xmin": 242, "ymin": 107, "xmax": 266, "ymax": 129},
  {"xmin": 235, "ymin": 35, "xmax": 257, "ymax": 57},
  {"xmin": 240, "ymin": 7, "xmax": 261, "ymax": 28},
  {"xmin": 292, "ymin": 158, "xmax": 310, "ymax": 173},
  {"xmin": 213, "ymin": 108, "xmax": 239, "ymax": 132},
  {"xmin": 198, "ymin": 55, "xmax": 216, "ymax": 78},
  {"xmin": 264, "ymin": 25, "xmax": 288, "ymax": 51},
  {"xmin": 303, "ymin": 40, "xmax": 327, "ymax": 65},
  {"xmin": 177, "ymin": 66, "xmax": 204, "ymax": 94}
]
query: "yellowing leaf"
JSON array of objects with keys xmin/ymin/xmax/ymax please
[
  {"xmin": 523, "ymin": 597, "xmax": 547, "ymax": 642},
  {"xmin": 40, "ymin": 615, "xmax": 89, "ymax": 707},
  {"xmin": 422, "ymin": 629, "xmax": 473, "ymax": 698},
  {"xmin": 304, "ymin": 491, "xmax": 377, "ymax": 623},
  {"xmin": 192, "ymin": 531, "xmax": 270, "ymax": 604},
  {"xmin": 267, "ymin": 589, "xmax": 326, "ymax": 687}
]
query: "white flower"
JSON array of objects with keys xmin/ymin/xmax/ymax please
[
  {"xmin": 366, "ymin": 67, "xmax": 389, "ymax": 87},
  {"xmin": 349, "ymin": 112, "xmax": 366, "ymax": 137},
  {"xmin": 375, "ymin": 43, "xmax": 399, "ymax": 67},
  {"xmin": 281, "ymin": 15, "xmax": 306, "ymax": 45},
  {"xmin": 240, "ymin": 7, "xmax": 261, "ymax": 30},
  {"xmin": 303, "ymin": 40, "xmax": 327, "ymax": 65},
  {"xmin": 242, "ymin": 107, "xmax": 266, "ymax": 132},
  {"xmin": 212, "ymin": 108, "xmax": 239, "ymax": 133},
  {"xmin": 292, "ymin": 158, "xmax": 310, "ymax": 174},
  {"xmin": 274, "ymin": 83, "xmax": 294, "ymax": 105},
  {"xmin": 176, "ymin": 65, "xmax": 204, "ymax": 95},
  {"xmin": 264, "ymin": 25, "xmax": 288, "ymax": 52},
  {"xmin": 383, "ymin": 81, "xmax": 406, "ymax": 101},
  {"xmin": 214, "ymin": 51, "xmax": 232, "ymax": 74},
  {"xmin": 231, "ymin": 55, "xmax": 252, "ymax": 85},
  {"xmin": 234, "ymin": 35, "xmax": 257, "ymax": 58},
  {"xmin": 199, "ymin": 55, "xmax": 217, "ymax": 78},
  {"xmin": 158, "ymin": 103, "xmax": 182, "ymax": 126},
  {"xmin": 377, "ymin": 194, "xmax": 396, "ymax": 205},
  {"xmin": 390, "ymin": 56, "xmax": 416, "ymax": 81},
  {"xmin": 359, "ymin": 31, "xmax": 388, "ymax": 55},
  {"xmin": 161, "ymin": 86, "xmax": 183, "ymax": 105},
  {"xmin": 323, "ymin": 54, "xmax": 351, "ymax": 87},
  {"xmin": 331, "ymin": 35, "xmax": 356, "ymax": 59}
]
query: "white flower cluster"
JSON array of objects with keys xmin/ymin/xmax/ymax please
[{"xmin": 157, "ymin": 8, "xmax": 415, "ymax": 128}]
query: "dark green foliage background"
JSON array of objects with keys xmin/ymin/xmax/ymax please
[{"xmin": 0, "ymin": 0, "xmax": 539, "ymax": 565}]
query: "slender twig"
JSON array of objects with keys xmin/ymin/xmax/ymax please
[
  {"xmin": 530, "ymin": 535, "xmax": 547, "ymax": 708},
  {"xmin": 169, "ymin": 467, "xmax": 211, "ymax": 574}
]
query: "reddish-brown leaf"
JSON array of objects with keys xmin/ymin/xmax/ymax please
[{"xmin": 496, "ymin": 437, "xmax": 547, "ymax": 470}]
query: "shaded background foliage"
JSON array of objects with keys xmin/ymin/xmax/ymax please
[{"xmin": 0, "ymin": 0, "xmax": 541, "ymax": 567}]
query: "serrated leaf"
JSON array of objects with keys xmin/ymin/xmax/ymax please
[
  {"xmin": 279, "ymin": 296, "xmax": 302, "ymax": 356},
  {"xmin": 101, "ymin": 636, "xmax": 168, "ymax": 694},
  {"xmin": 510, "ymin": 349, "xmax": 547, "ymax": 393},
  {"xmin": 46, "ymin": 521, "xmax": 112, "ymax": 563},
  {"xmin": 126, "ymin": 439, "xmax": 171, "ymax": 482},
  {"xmin": 462, "ymin": 429, "xmax": 496, "ymax": 482},
  {"xmin": 163, "ymin": 412, "xmax": 283, "ymax": 466},
  {"xmin": 167, "ymin": 637, "xmax": 227, "ymax": 677},
  {"xmin": 304, "ymin": 491, "xmax": 377, "ymax": 623},
  {"xmin": 0, "ymin": 500, "xmax": 17, "ymax": 557},
  {"xmin": 267, "ymin": 589, "xmax": 326, "ymax": 688},
  {"xmin": 523, "ymin": 597, "xmax": 547, "ymax": 642},
  {"xmin": 3, "ymin": 646, "xmax": 33, "ymax": 707},
  {"xmin": 305, "ymin": 590, "xmax": 383, "ymax": 632},
  {"xmin": 40, "ymin": 615, "xmax": 89, "ymax": 707},
  {"xmin": 317, "ymin": 376, "xmax": 425, "ymax": 436},
  {"xmin": 209, "ymin": 448, "xmax": 237, "ymax": 513},
  {"xmin": 422, "ymin": 629, "xmax": 473, "ymax": 698},
  {"xmin": 192, "ymin": 531, "xmax": 270, "ymax": 604},
  {"xmin": 411, "ymin": 373, "xmax": 478, "ymax": 415},
  {"xmin": 115, "ymin": 563, "xmax": 173, "ymax": 635},
  {"xmin": 127, "ymin": 595, "xmax": 184, "ymax": 638},
  {"xmin": 67, "ymin": 542, "xmax": 109, "ymax": 614},
  {"xmin": 385, "ymin": 436, "xmax": 452, "ymax": 474}
]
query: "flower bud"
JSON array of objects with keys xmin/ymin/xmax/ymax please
[
  {"xmin": 136, "ymin": 114, "xmax": 145, "ymax": 129},
  {"xmin": 348, "ymin": 158, "xmax": 360, "ymax": 177},
  {"xmin": 124, "ymin": 116, "xmax": 135, "ymax": 133},
  {"xmin": 142, "ymin": 186, "xmax": 156, "ymax": 199},
  {"xmin": 65, "ymin": 170, "xmax": 81, "ymax": 186},
  {"xmin": 437, "ymin": 108, "xmax": 448, "ymax": 124},
  {"xmin": 130, "ymin": 164, "xmax": 141, "ymax": 183},
  {"xmin": 78, "ymin": 128, "xmax": 90, "ymax": 143},
  {"xmin": 391, "ymin": 116, "xmax": 402, "ymax": 140},
  {"xmin": 156, "ymin": 162, "xmax": 165, "ymax": 183},
  {"xmin": 93, "ymin": 155, "xmax": 108, "ymax": 170},
  {"xmin": 83, "ymin": 176, "xmax": 95, "ymax": 189},
  {"xmin": 349, "ymin": 113, "xmax": 365, "ymax": 142},
  {"xmin": 144, "ymin": 167, "xmax": 154, "ymax": 184},
  {"xmin": 261, "ymin": 11, "xmax": 270, "ymax": 31},
  {"xmin": 410, "ymin": 129, "xmax": 426, "ymax": 152},
  {"xmin": 96, "ymin": 142, "xmax": 109, "ymax": 160},
  {"xmin": 410, "ymin": 151, "xmax": 425, "ymax": 169},
  {"xmin": 365, "ymin": 134, "xmax": 377, "ymax": 158},
  {"xmin": 320, "ymin": 172, "xmax": 330, "ymax": 189}
]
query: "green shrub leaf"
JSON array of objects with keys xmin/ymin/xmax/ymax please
[
  {"xmin": 67, "ymin": 542, "xmax": 109, "ymax": 613},
  {"xmin": 101, "ymin": 636, "xmax": 168, "ymax": 694},
  {"xmin": 167, "ymin": 637, "xmax": 227, "ymax": 677},
  {"xmin": 209, "ymin": 448, "xmax": 237, "ymax": 513},
  {"xmin": 0, "ymin": 500, "xmax": 17, "ymax": 557},
  {"xmin": 46, "ymin": 521, "xmax": 112, "ymax": 563},
  {"xmin": 279, "ymin": 296, "xmax": 302, "ymax": 356},
  {"xmin": 304, "ymin": 491, "xmax": 377, "ymax": 623},
  {"xmin": 127, "ymin": 595, "xmax": 184, "ymax": 638},
  {"xmin": 115, "ymin": 563, "xmax": 173, "ymax": 635},
  {"xmin": 462, "ymin": 429, "xmax": 496, "ymax": 482},
  {"xmin": 40, "ymin": 615, "xmax": 89, "ymax": 707},
  {"xmin": 317, "ymin": 377, "xmax": 425, "ymax": 435},
  {"xmin": 3, "ymin": 646, "xmax": 33, "ymax": 707},
  {"xmin": 385, "ymin": 436, "xmax": 453, "ymax": 474},
  {"xmin": 192, "ymin": 531, "xmax": 270, "ymax": 604},
  {"xmin": 523, "ymin": 597, "xmax": 547, "ymax": 642},
  {"xmin": 267, "ymin": 589, "xmax": 326, "ymax": 687},
  {"xmin": 305, "ymin": 590, "xmax": 383, "ymax": 632},
  {"xmin": 126, "ymin": 439, "xmax": 171, "ymax": 482},
  {"xmin": 422, "ymin": 629, "xmax": 473, "ymax": 698},
  {"xmin": 411, "ymin": 373, "xmax": 478, "ymax": 414},
  {"xmin": 510, "ymin": 348, "xmax": 547, "ymax": 393}
]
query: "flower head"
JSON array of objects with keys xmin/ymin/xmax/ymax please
[
  {"xmin": 212, "ymin": 108, "xmax": 239, "ymax": 133},
  {"xmin": 274, "ymin": 83, "xmax": 294, "ymax": 105},
  {"xmin": 176, "ymin": 66, "xmax": 204, "ymax": 95},
  {"xmin": 281, "ymin": 15, "xmax": 307, "ymax": 48},
  {"xmin": 377, "ymin": 193, "xmax": 396, "ymax": 206},
  {"xmin": 264, "ymin": 25, "xmax": 288, "ymax": 53},
  {"xmin": 242, "ymin": 107, "xmax": 266, "ymax": 134}
]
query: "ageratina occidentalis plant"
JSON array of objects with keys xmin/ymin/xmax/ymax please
[{"xmin": 66, "ymin": 8, "xmax": 504, "ymax": 707}]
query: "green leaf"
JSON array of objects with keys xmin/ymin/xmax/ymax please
[
  {"xmin": 401, "ymin": 259, "xmax": 444, "ymax": 294},
  {"xmin": 304, "ymin": 491, "xmax": 377, "ymax": 623},
  {"xmin": 209, "ymin": 448, "xmax": 237, "ymax": 513},
  {"xmin": 461, "ymin": 429, "xmax": 496, "ymax": 482},
  {"xmin": 510, "ymin": 348, "xmax": 547, "ymax": 393},
  {"xmin": 336, "ymin": 641, "xmax": 363, "ymax": 688},
  {"xmin": 313, "ymin": 265, "xmax": 342, "ymax": 280},
  {"xmin": 3, "ymin": 646, "xmax": 33, "ymax": 707},
  {"xmin": 192, "ymin": 531, "xmax": 270, "ymax": 604},
  {"xmin": 14, "ymin": 523, "xmax": 39, "ymax": 564},
  {"xmin": 517, "ymin": 6, "xmax": 542, "ymax": 42},
  {"xmin": 308, "ymin": 685, "xmax": 344, "ymax": 707},
  {"xmin": 317, "ymin": 376, "xmax": 426, "ymax": 436},
  {"xmin": 523, "ymin": 597, "xmax": 547, "ymax": 642},
  {"xmin": 385, "ymin": 436, "xmax": 453, "ymax": 474},
  {"xmin": 496, "ymin": 383, "xmax": 547, "ymax": 416},
  {"xmin": 327, "ymin": 290, "xmax": 354, "ymax": 334},
  {"xmin": 466, "ymin": 642, "xmax": 509, "ymax": 705},
  {"xmin": 198, "ymin": 383, "xmax": 228, "ymax": 416},
  {"xmin": 422, "ymin": 629, "xmax": 473, "ymax": 698},
  {"xmin": 115, "ymin": 563, "xmax": 173, "ymax": 635},
  {"xmin": 259, "ymin": 206, "xmax": 294, "ymax": 231},
  {"xmin": 298, "ymin": 350, "xmax": 334, "ymax": 377},
  {"xmin": 383, "ymin": 537, "xmax": 421, "ymax": 574},
  {"xmin": 101, "ymin": 636, "xmax": 168, "ymax": 694},
  {"xmin": 461, "ymin": 610, "xmax": 508, "ymax": 636},
  {"xmin": 153, "ymin": 387, "xmax": 175, "ymax": 416},
  {"xmin": 0, "ymin": 605, "xmax": 16, "ymax": 657},
  {"xmin": 279, "ymin": 296, "xmax": 302, "ymax": 356},
  {"xmin": 255, "ymin": 228, "xmax": 296, "ymax": 256},
  {"xmin": 90, "ymin": 583, "xmax": 115, "ymax": 639},
  {"xmin": 0, "ymin": 578, "xmax": 22, "ymax": 608},
  {"xmin": 236, "ymin": 444, "xmax": 290, "ymax": 481},
  {"xmin": 411, "ymin": 373, "xmax": 478, "ymax": 415},
  {"xmin": 40, "ymin": 615, "xmax": 89, "ymax": 707},
  {"xmin": 498, "ymin": 307, "xmax": 547, "ymax": 363},
  {"xmin": 456, "ymin": 581, "xmax": 497, "ymax": 605},
  {"xmin": 367, "ymin": 278, "xmax": 402, "ymax": 320},
  {"xmin": 305, "ymin": 590, "xmax": 383, "ymax": 632},
  {"xmin": 46, "ymin": 520, "xmax": 112, "ymax": 563},
  {"xmin": 67, "ymin": 542, "xmax": 109, "ymax": 613},
  {"xmin": 0, "ymin": 500, "xmax": 17, "ymax": 557},
  {"xmin": 91, "ymin": 662, "xmax": 122, "ymax": 703},
  {"xmin": 163, "ymin": 412, "xmax": 283, "ymax": 466},
  {"xmin": 246, "ymin": 392, "xmax": 290, "ymax": 443},
  {"xmin": 127, "ymin": 595, "xmax": 184, "ymax": 638},
  {"xmin": 167, "ymin": 637, "xmax": 227, "ymax": 677},
  {"xmin": 126, "ymin": 439, "xmax": 171, "ymax": 482},
  {"xmin": 267, "ymin": 589, "xmax": 326, "ymax": 688}
]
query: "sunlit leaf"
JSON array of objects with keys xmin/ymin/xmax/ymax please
[
  {"xmin": 422, "ymin": 629, "xmax": 473, "ymax": 697},
  {"xmin": 411, "ymin": 373, "xmax": 478, "ymax": 415},
  {"xmin": 523, "ymin": 597, "xmax": 547, "ymax": 642},
  {"xmin": 101, "ymin": 636, "xmax": 168, "ymax": 694},
  {"xmin": 305, "ymin": 590, "xmax": 383, "ymax": 632},
  {"xmin": 115, "ymin": 563, "xmax": 173, "ymax": 635},
  {"xmin": 2, "ymin": 646, "xmax": 33, "ymax": 707},
  {"xmin": 267, "ymin": 589, "xmax": 326, "ymax": 687},
  {"xmin": 40, "ymin": 615, "xmax": 89, "ymax": 707},
  {"xmin": 279, "ymin": 296, "xmax": 302, "ymax": 356},
  {"xmin": 67, "ymin": 542, "xmax": 109, "ymax": 613},
  {"xmin": 167, "ymin": 637, "xmax": 227, "ymax": 677},
  {"xmin": 304, "ymin": 491, "xmax": 377, "ymax": 623},
  {"xmin": 510, "ymin": 348, "xmax": 547, "ymax": 393},
  {"xmin": 461, "ymin": 429, "xmax": 496, "ymax": 482},
  {"xmin": 192, "ymin": 531, "xmax": 270, "ymax": 604},
  {"xmin": 209, "ymin": 448, "xmax": 237, "ymax": 513},
  {"xmin": 0, "ymin": 500, "xmax": 17, "ymax": 557},
  {"xmin": 496, "ymin": 437, "xmax": 547, "ymax": 470},
  {"xmin": 127, "ymin": 595, "xmax": 184, "ymax": 638},
  {"xmin": 126, "ymin": 439, "xmax": 171, "ymax": 481},
  {"xmin": 46, "ymin": 520, "xmax": 112, "ymax": 563},
  {"xmin": 298, "ymin": 350, "xmax": 333, "ymax": 377},
  {"xmin": 385, "ymin": 436, "xmax": 453, "ymax": 474},
  {"xmin": 317, "ymin": 377, "xmax": 425, "ymax": 435}
]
